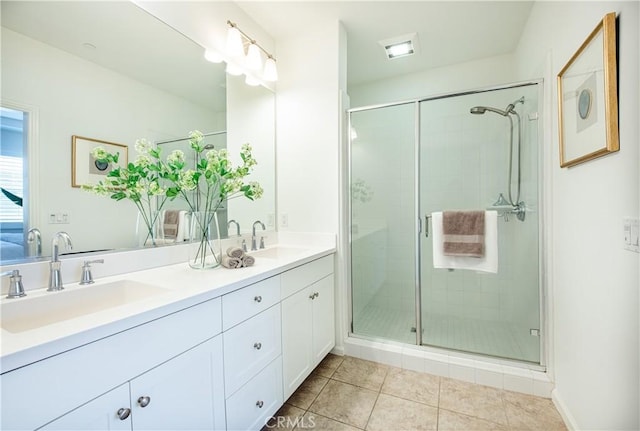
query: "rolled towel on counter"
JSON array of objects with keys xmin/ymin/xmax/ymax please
[
  {"xmin": 221, "ymin": 255, "xmax": 242, "ymax": 269},
  {"xmin": 241, "ymin": 254, "xmax": 255, "ymax": 267},
  {"xmin": 226, "ymin": 246, "xmax": 245, "ymax": 259}
]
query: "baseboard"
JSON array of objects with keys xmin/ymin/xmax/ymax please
[{"xmin": 552, "ymin": 388, "xmax": 579, "ymax": 431}]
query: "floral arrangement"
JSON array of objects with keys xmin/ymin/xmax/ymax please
[{"xmin": 83, "ymin": 131, "xmax": 263, "ymax": 257}]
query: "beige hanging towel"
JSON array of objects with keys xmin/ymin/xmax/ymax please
[{"xmin": 442, "ymin": 211, "xmax": 485, "ymax": 258}]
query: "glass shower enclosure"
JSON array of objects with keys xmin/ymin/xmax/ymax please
[{"xmin": 349, "ymin": 82, "xmax": 542, "ymax": 364}]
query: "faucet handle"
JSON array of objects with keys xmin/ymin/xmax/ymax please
[
  {"xmin": 242, "ymin": 239, "xmax": 247, "ymax": 252},
  {"xmin": 80, "ymin": 259, "xmax": 104, "ymax": 285},
  {"xmin": 1, "ymin": 270, "xmax": 26, "ymax": 299},
  {"xmin": 259, "ymin": 236, "xmax": 265, "ymax": 249}
]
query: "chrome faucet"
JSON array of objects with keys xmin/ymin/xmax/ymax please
[
  {"xmin": 48, "ymin": 232, "xmax": 73, "ymax": 291},
  {"xmin": 227, "ymin": 219, "xmax": 241, "ymax": 237},
  {"xmin": 27, "ymin": 228, "xmax": 42, "ymax": 257},
  {"xmin": 80, "ymin": 259, "xmax": 104, "ymax": 285},
  {"xmin": 1, "ymin": 270, "xmax": 26, "ymax": 298},
  {"xmin": 251, "ymin": 220, "xmax": 265, "ymax": 251}
]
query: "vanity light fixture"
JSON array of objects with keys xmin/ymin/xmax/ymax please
[
  {"xmin": 225, "ymin": 20, "xmax": 278, "ymax": 82},
  {"xmin": 378, "ymin": 32, "xmax": 419, "ymax": 60}
]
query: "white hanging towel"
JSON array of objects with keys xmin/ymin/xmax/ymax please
[{"xmin": 432, "ymin": 210, "xmax": 498, "ymax": 273}]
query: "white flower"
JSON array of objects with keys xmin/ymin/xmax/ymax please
[
  {"xmin": 189, "ymin": 130, "xmax": 204, "ymax": 144},
  {"xmin": 178, "ymin": 170, "xmax": 198, "ymax": 191},
  {"xmin": 91, "ymin": 146, "xmax": 109, "ymax": 160},
  {"xmin": 249, "ymin": 181, "xmax": 264, "ymax": 199},
  {"xmin": 135, "ymin": 138, "xmax": 152, "ymax": 154},
  {"xmin": 167, "ymin": 150, "xmax": 185, "ymax": 165},
  {"xmin": 148, "ymin": 181, "xmax": 165, "ymax": 196},
  {"xmin": 135, "ymin": 154, "xmax": 152, "ymax": 167}
]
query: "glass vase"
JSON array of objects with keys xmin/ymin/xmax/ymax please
[
  {"xmin": 136, "ymin": 210, "xmax": 164, "ymax": 247},
  {"xmin": 187, "ymin": 211, "xmax": 222, "ymax": 269}
]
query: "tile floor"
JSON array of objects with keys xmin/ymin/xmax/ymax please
[{"xmin": 264, "ymin": 354, "xmax": 567, "ymax": 431}]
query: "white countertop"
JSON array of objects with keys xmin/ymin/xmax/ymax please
[{"xmin": 0, "ymin": 240, "xmax": 335, "ymax": 374}]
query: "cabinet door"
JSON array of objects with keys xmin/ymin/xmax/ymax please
[
  {"xmin": 129, "ymin": 336, "xmax": 225, "ymax": 431},
  {"xmin": 311, "ymin": 275, "xmax": 335, "ymax": 364},
  {"xmin": 281, "ymin": 286, "xmax": 313, "ymax": 400},
  {"xmin": 41, "ymin": 384, "xmax": 131, "ymax": 431}
]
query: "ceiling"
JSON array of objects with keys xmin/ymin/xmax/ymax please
[
  {"xmin": 1, "ymin": 1, "xmax": 226, "ymax": 112},
  {"xmin": 237, "ymin": 1, "xmax": 535, "ymax": 86}
]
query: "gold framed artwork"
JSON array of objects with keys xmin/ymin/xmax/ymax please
[
  {"xmin": 557, "ymin": 12, "xmax": 619, "ymax": 168},
  {"xmin": 71, "ymin": 135, "xmax": 128, "ymax": 187}
]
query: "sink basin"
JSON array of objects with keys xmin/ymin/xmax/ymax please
[
  {"xmin": 1, "ymin": 280, "xmax": 169, "ymax": 334},
  {"xmin": 249, "ymin": 246, "xmax": 308, "ymax": 260}
]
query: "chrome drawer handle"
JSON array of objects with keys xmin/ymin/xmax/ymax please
[
  {"xmin": 254, "ymin": 295, "xmax": 262, "ymax": 303},
  {"xmin": 137, "ymin": 396, "xmax": 151, "ymax": 408},
  {"xmin": 117, "ymin": 408, "xmax": 131, "ymax": 420},
  {"xmin": 254, "ymin": 342, "xmax": 262, "ymax": 350},
  {"xmin": 256, "ymin": 400, "xmax": 264, "ymax": 408}
]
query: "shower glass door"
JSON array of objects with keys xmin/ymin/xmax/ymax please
[
  {"xmin": 419, "ymin": 84, "xmax": 541, "ymax": 363},
  {"xmin": 350, "ymin": 102, "xmax": 418, "ymax": 344}
]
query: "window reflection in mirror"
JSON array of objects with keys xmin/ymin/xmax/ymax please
[{"xmin": 0, "ymin": 107, "xmax": 28, "ymax": 261}]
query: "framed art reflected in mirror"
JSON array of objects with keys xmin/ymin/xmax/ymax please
[
  {"xmin": 71, "ymin": 135, "xmax": 128, "ymax": 188},
  {"xmin": 557, "ymin": 12, "xmax": 619, "ymax": 168}
]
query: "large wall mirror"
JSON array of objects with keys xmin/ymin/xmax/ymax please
[{"xmin": 0, "ymin": 1, "xmax": 276, "ymax": 264}]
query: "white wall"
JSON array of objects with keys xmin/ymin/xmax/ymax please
[
  {"xmin": 515, "ymin": 2, "xmax": 639, "ymax": 430},
  {"xmin": 226, "ymin": 75, "xmax": 276, "ymax": 235},
  {"xmin": 275, "ymin": 22, "xmax": 343, "ymax": 234},
  {"xmin": 1, "ymin": 28, "xmax": 223, "ymax": 256}
]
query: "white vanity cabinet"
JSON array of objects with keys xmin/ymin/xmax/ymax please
[
  {"xmin": 1, "ymin": 298, "xmax": 224, "ymax": 431},
  {"xmin": 281, "ymin": 255, "xmax": 335, "ymax": 399},
  {"xmin": 1, "ymin": 250, "xmax": 336, "ymax": 431},
  {"xmin": 41, "ymin": 336, "xmax": 225, "ymax": 431}
]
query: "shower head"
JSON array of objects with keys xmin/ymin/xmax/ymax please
[{"xmin": 470, "ymin": 106, "xmax": 509, "ymax": 116}]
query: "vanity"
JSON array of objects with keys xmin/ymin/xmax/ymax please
[{"xmin": 0, "ymin": 242, "xmax": 336, "ymax": 431}]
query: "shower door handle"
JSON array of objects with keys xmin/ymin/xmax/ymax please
[{"xmin": 425, "ymin": 215, "xmax": 431, "ymax": 238}]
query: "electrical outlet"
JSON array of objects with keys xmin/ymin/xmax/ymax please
[
  {"xmin": 48, "ymin": 213, "xmax": 70, "ymax": 224},
  {"xmin": 267, "ymin": 213, "xmax": 275, "ymax": 228},
  {"xmin": 280, "ymin": 213, "xmax": 289, "ymax": 228}
]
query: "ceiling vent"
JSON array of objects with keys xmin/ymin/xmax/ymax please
[{"xmin": 378, "ymin": 32, "xmax": 420, "ymax": 60}]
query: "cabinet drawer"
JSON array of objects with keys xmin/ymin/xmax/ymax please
[
  {"xmin": 223, "ymin": 304, "xmax": 281, "ymax": 396},
  {"xmin": 281, "ymin": 255, "xmax": 334, "ymax": 299},
  {"xmin": 222, "ymin": 276, "xmax": 280, "ymax": 330},
  {"xmin": 225, "ymin": 356, "xmax": 283, "ymax": 431}
]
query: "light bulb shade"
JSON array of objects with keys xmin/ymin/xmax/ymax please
[
  {"xmin": 204, "ymin": 50, "xmax": 223, "ymax": 63},
  {"xmin": 263, "ymin": 57, "xmax": 278, "ymax": 82},
  {"xmin": 225, "ymin": 62, "xmax": 243, "ymax": 76},
  {"xmin": 245, "ymin": 74, "xmax": 261, "ymax": 86},
  {"xmin": 226, "ymin": 26, "xmax": 244, "ymax": 57},
  {"xmin": 246, "ymin": 43, "xmax": 263, "ymax": 71}
]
